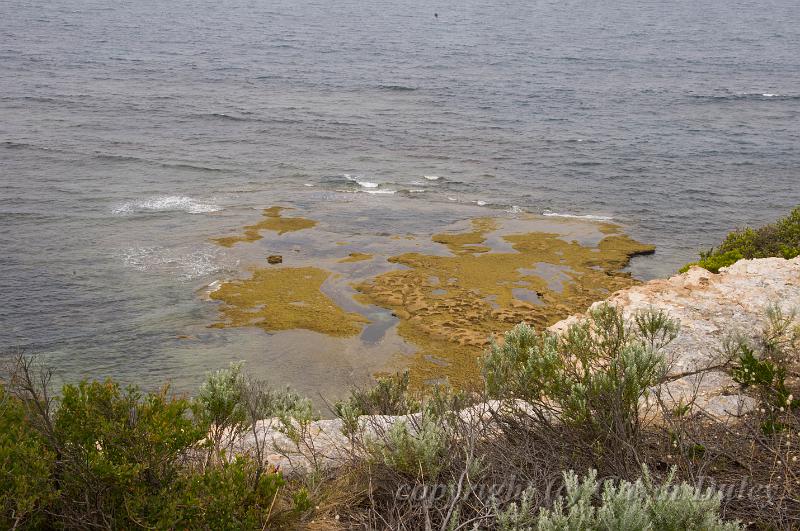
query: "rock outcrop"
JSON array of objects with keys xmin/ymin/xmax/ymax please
[
  {"xmin": 240, "ymin": 257, "xmax": 800, "ymax": 473},
  {"xmin": 551, "ymin": 257, "xmax": 799, "ymax": 419}
]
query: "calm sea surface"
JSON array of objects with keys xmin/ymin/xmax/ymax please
[{"xmin": 2, "ymin": 0, "xmax": 799, "ymax": 396}]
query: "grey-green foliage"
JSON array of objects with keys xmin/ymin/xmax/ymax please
[
  {"xmin": 760, "ymin": 303, "xmax": 799, "ymax": 360},
  {"xmin": 370, "ymin": 416, "xmax": 447, "ymax": 480},
  {"xmin": 194, "ymin": 362, "xmax": 312, "ymax": 453},
  {"xmin": 273, "ymin": 391, "xmax": 317, "ymax": 445},
  {"xmin": 524, "ymin": 467, "xmax": 740, "ymax": 531},
  {"xmin": 494, "ymin": 487, "xmax": 538, "ymax": 530},
  {"xmin": 196, "ymin": 362, "xmax": 248, "ymax": 431},
  {"xmin": 335, "ymin": 371, "xmax": 420, "ymax": 436},
  {"xmin": 483, "ymin": 304, "xmax": 677, "ymax": 432}
]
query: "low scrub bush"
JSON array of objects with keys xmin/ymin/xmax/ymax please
[
  {"xmin": 681, "ymin": 206, "xmax": 800, "ymax": 273},
  {"xmin": 483, "ymin": 304, "xmax": 678, "ymax": 476},
  {"xmin": 0, "ymin": 357, "xmax": 307, "ymax": 529},
  {"xmin": 498, "ymin": 467, "xmax": 740, "ymax": 530},
  {"xmin": 335, "ymin": 371, "xmax": 420, "ymax": 436}
]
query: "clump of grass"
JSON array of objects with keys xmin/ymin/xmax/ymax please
[{"xmin": 681, "ymin": 206, "xmax": 800, "ymax": 273}]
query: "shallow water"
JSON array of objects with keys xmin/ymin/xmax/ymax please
[{"xmin": 2, "ymin": 0, "xmax": 799, "ymax": 397}]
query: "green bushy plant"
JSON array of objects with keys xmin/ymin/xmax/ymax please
[
  {"xmin": 166, "ymin": 456, "xmax": 284, "ymax": 530},
  {"xmin": 728, "ymin": 336, "xmax": 799, "ymax": 434},
  {"xmin": 52, "ymin": 380, "xmax": 206, "ymax": 527},
  {"xmin": 1, "ymin": 357, "xmax": 296, "ymax": 529},
  {"xmin": 0, "ymin": 386, "xmax": 54, "ymax": 529},
  {"xmin": 194, "ymin": 362, "xmax": 248, "ymax": 461},
  {"xmin": 681, "ymin": 206, "xmax": 800, "ymax": 273},
  {"xmin": 679, "ymin": 250, "xmax": 743, "ymax": 274}
]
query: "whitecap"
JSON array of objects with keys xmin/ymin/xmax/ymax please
[
  {"xmin": 343, "ymin": 173, "xmax": 380, "ymax": 189},
  {"xmin": 116, "ymin": 246, "xmax": 226, "ymax": 280},
  {"xmin": 206, "ymin": 279, "xmax": 223, "ymax": 294},
  {"xmin": 542, "ymin": 210, "xmax": 613, "ymax": 221},
  {"xmin": 506, "ymin": 205, "xmax": 524, "ymax": 214},
  {"xmin": 473, "ymin": 200, "xmax": 488, "ymax": 206},
  {"xmin": 112, "ymin": 195, "xmax": 221, "ymax": 215},
  {"xmin": 423, "ymin": 175, "xmax": 441, "ymax": 181},
  {"xmin": 406, "ymin": 189, "xmax": 426, "ymax": 193},
  {"xmin": 364, "ymin": 189, "xmax": 397, "ymax": 195},
  {"xmin": 303, "ymin": 183, "xmax": 314, "ymax": 187}
]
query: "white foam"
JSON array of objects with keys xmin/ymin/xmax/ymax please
[
  {"xmin": 364, "ymin": 189, "xmax": 396, "ymax": 195},
  {"xmin": 762, "ymin": 93, "xmax": 780, "ymax": 97},
  {"xmin": 117, "ymin": 246, "xmax": 226, "ymax": 280},
  {"xmin": 447, "ymin": 197, "xmax": 457, "ymax": 202},
  {"xmin": 343, "ymin": 173, "xmax": 380, "ymax": 189},
  {"xmin": 542, "ymin": 210, "xmax": 613, "ymax": 221},
  {"xmin": 112, "ymin": 195, "xmax": 221, "ymax": 215},
  {"xmin": 473, "ymin": 200, "xmax": 488, "ymax": 206},
  {"xmin": 423, "ymin": 175, "xmax": 441, "ymax": 181},
  {"xmin": 304, "ymin": 183, "xmax": 314, "ymax": 187},
  {"xmin": 406, "ymin": 189, "xmax": 426, "ymax": 193},
  {"xmin": 506, "ymin": 205, "xmax": 524, "ymax": 214}
]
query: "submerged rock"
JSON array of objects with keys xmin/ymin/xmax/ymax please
[
  {"xmin": 210, "ymin": 266, "xmax": 368, "ymax": 336},
  {"xmin": 356, "ymin": 218, "xmax": 655, "ymax": 388}
]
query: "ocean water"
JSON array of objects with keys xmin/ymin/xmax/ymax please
[{"xmin": 2, "ymin": 0, "xmax": 799, "ymax": 396}]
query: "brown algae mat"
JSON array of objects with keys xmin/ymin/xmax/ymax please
[
  {"xmin": 354, "ymin": 218, "xmax": 654, "ymax": 387},
  {"xmin": 213, "ymin": 206, "xmax": 317, "ymax": 247},
  {"xmin": 210, "ymin": 266, "xmax": 367, "ymax": 337},
  {"xmin": 209, "ymin": 208, "xmax": 655, "ymax": 388}
]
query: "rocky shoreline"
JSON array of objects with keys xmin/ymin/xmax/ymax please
[{"xmin": 237, "ymin": 257, "xmax": 800, "ymax": 473}]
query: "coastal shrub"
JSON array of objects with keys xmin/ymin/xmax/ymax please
[
  {"xmin": 194, "ymin": 362, "xmax": 248, "ymax": 462},
  {"xmin": 530, "ymin": 468, "xmax": 740, "ymax": 531},
  {"xmin": 52, "ymin": 381, "xmax": 206, "ymax": 527},
  {"xmin": 335, "ymin": 371, "xmax": 420, "ymax": 435},
  {"xmin": 369, "ymin": 416, "xmax": 448, "ymax": 480},
  {"xmin": 483, "ymin": 305, "xmax": 676, "ymax": 474},
  {"xmin": 0, "ymin": 356, "xmax": 299, "ymax": 529},
  {"xmin": 679, "ymin": 250, "xmax": 743, "ymax": 274},
  {"xmin": 727, "ymin": 312, "xmax": 799, "ymax": 434},
  {"xmin": 759, "ymin": 304, "xmax": 800, "ymax": 361},
  {"xmin": 680, "ymin": 206, "xmax": 800, "ymax": 273},
  {"xmin": 167, "ymin": 456, "xmax": 284, "ymax": 530},
  {"xmin": 0, "ymin": 385, "xmax": 54, "ymax": 529}
]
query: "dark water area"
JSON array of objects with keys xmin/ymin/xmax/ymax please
[{"xmin": 1, "ymin": 0, "xmax": 799, "ymax": 396}]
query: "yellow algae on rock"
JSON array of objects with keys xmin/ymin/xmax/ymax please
[
  {"xmin": 356, "ymin": 221, "xmax": 655, "ymax": 388},
  {"xmin": 210, "ymin": 267, "xmax": 367, "ymax": 337},
  {"xmin": 432, "ymin": 217, "xmax": 497, "ymax": 254},
  {"xmin": 213, "ymin": 206, "xmax": 317, "ymax": 247},
  {"xmin": 338, "ymin": 252, "xmax": 374, "ymax": 263}
]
